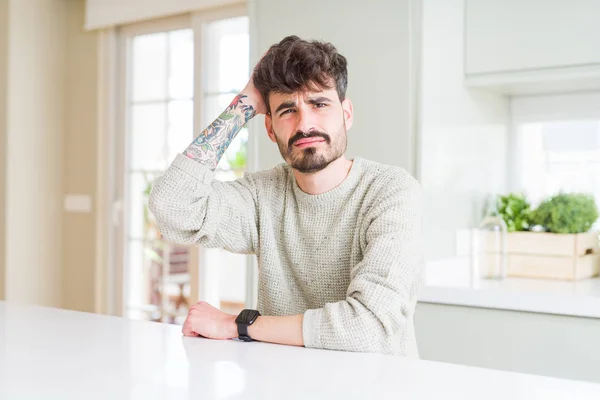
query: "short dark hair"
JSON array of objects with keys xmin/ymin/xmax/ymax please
[{"xmin": 253, "ymin": 35, "xmax": 348, "ymax": 113}]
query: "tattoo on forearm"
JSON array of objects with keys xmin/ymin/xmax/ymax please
[{"xmin": 183, "ymin": 94, "xmax": 256, "ymax": 170}]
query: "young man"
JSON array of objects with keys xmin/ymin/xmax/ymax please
[{"xmin": 149, "ymin": 35, "xmax": 423, "ymax": 357}]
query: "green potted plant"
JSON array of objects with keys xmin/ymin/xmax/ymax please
[
  {"xmin": 497, "ymin": 193, "xmax": 532, "ymax": 232},
  {"xmin": 498, "ymin": 192, "xmax": 600, "ymax": 280},
  {"xmin": 529, "ymin": 193, "xmax": 598, "ymax": 234}
]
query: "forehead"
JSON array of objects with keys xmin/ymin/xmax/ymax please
[{"xmin": 269, "ymin": 87, "xmax": 339, "ymax": 105}]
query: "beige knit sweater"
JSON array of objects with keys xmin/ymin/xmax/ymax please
[{"xmin": 149, "ymin": 153, "xmax": 424, "ymax": 357}]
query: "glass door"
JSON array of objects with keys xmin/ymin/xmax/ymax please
[
  {"xmin": 117, "ymin": 10, "xmax": 252, "ymax": 323},
  {"xmin": 196, "ymin": 15, "xmax": 250, "ymax": 316},
  {"xmin": 122, "ymin": 23, "xmax": 195, "ymax": 323}
]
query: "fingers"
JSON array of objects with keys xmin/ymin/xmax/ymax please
[
  {"xmin": 182, "ymin": 325, "xmax": 195, "ymax": 337},
  {"xmin": 182, "ymin": 301, "xmax": 213, "ymax": 337},
  {"xmin": 182, "ymin": 319, "xmax": 198, "ymax": 337},
  {"xmin": 182, "ymin": 304, "xmax": 199, "ymax": 336}
]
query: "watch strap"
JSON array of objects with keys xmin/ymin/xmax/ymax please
[
  {"xmin": 237, "ymin": 323, "xmax": 252, "ymax": 342},
  {"xmin": 235, "ymin": 309, "xmax": 260, "ymax": 342}
]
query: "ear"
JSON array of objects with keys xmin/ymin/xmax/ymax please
[
  {"xmin": 265, "ymin": 113, "xmax": 277, "ymax": 143},
  {"xmin": 341, "ymin": 98, "xmax": 354, "ymax": 131}
]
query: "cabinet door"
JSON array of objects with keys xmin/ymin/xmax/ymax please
[{"xmin": 466, "ymin": 0, "xmax": 600, "ymax": 75}]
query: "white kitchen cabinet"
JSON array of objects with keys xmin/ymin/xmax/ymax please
[
  {"xmin": 416, "ymin": 302, "xmax": 600, "ymax": 384},
  {"xmin": 465, "ymin": 0, "xmax": 600, "ymax": 94}
]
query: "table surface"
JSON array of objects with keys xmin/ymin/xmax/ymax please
[
  {"xmin": 1, "ymin": 301, "xmax": 600, "ymax": 400},
  {"xmin": 421, "ymin": 257, "xmax": 600, "ymax": 318}
]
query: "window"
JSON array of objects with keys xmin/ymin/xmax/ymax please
[
  {"xmin": 517, "ymin": 120, "xmax": 600, "ymax": 208},
  {"xmin": 512, "ymin": 93, "xmax": 600, "ymax": 224},
  {"xmin": 117, "ymin": 10, "xmax": 251, "ymax": 323},
  {"xmin": 123, "ymin": 25, "xmax": 195, "ymax": 322},
  {"xmin": 198, "ymin": 16, "xmax": 250, "ymax": 316},
  {"xmin": 203, "ymin": 17, "xmax": 250, "ymax": 177}
]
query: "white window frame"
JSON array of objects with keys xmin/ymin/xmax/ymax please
[
  {"xmin": 96, "ymin": 28, "xmax": 119, "ymax": 315},
  {"xmin": 95, "ymin": 4, "xmax": 256, "ymax": 316}
]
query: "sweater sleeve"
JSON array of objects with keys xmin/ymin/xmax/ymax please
[
  {"xmin": 301, "ymin": 172, "xmax": 424, "ymax": 356},
  {"xmin": 148, "ymin": 153, "xmax": 259, "ymax": 254}
]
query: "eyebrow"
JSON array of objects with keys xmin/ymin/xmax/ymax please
[
  {"xmin": 274, "ymin": 96, "xmax": 333, "ymax": 114},
  {"xmin": 274, "ymin": 101, "xmax": 297, "ymax": 114}
]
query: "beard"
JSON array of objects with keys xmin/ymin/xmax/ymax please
[{"xmin": 274, "ymin": 122, "xmax": 347, "ymax": 174}]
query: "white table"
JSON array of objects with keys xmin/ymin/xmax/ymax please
[{"xmin": 1, "ymin": 301, "xmax": 599, "ymax": 399}]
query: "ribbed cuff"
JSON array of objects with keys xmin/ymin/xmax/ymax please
[
  {"xmin": 171, "ymin": 153, "xmax": 215, "ymax": 184},
  {"xmin": 302, "ymin": 308, "xmax": 323, "ymax": 349}
]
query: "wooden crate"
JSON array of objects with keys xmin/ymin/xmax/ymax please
[{"xmin": 506, "ymin": 232, "xmax": 600, "ymax": 281}]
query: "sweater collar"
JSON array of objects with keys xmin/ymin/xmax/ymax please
[{"xmin": 290, "ymin": 157, "xmax": 362, "ymax": 204}]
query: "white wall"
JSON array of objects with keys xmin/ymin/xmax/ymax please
[
  {"xmin": 415, "ymin": 302, "xmax": 600, "ymax": 383},
  {"xmin": 249, "ymin": 0, "xmax": 417, "ymax": 174},
  {"xmin": 5, "ymin": 0, "xmax": 67, "ymax": 307},
  {"xmin": 420, "ymin": 0, "xmax": 509, "ymax": 260},
  {"xmin": 0, "ymin": 0, "xmax": 7, "ymax": 300}
]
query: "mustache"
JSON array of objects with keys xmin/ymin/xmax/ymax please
[{"xmin": 288, "ymin": 131, "xmax": 331, "ymax": 148}]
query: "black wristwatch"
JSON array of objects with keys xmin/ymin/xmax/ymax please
[{"xmin": 235, "ymin": 309, "xmax": 261, "ymax": 342}]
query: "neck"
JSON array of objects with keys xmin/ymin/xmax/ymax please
[{"xmin": 293, "ymin": 156, "xmax": 354, "ymax": 195}]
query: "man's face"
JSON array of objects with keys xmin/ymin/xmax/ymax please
[{"xmin": 265, "ymin": 87, "xmax": 354, "ymax": 174}]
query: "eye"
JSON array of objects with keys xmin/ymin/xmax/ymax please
[
  {"xmin": 315, "ymin": 103, "xmax": 327, "ymax": 108},
  {"xmin": 279, "ymin": 109, "xmax": 295, "ymax": 116}
]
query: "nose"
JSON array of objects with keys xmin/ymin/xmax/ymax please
[{"xmin": 295, "ymin": 107, "xmax": 317, "ymax": 135}]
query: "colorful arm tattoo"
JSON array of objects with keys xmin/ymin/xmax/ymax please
[{"xmin": 183, "ymin": 94, "xmax": 256, "ymax": 170}]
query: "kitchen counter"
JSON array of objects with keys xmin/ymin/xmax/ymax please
[
  {"xmin": 420, "ymin": 257, "xmax": 600, "ymax": 318},
  {"xmin": 1, "ymin": 301, "xmax": 600, "ymax": 399}
]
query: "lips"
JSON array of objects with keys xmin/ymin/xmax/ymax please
[{"xmin": 294, "ymin": 138, "xmax": 325, "ymax": 146}]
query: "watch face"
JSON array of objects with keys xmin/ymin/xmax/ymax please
[{"xmin": 236, "ymin": 309, "xmax": 260, "ymax": 325}]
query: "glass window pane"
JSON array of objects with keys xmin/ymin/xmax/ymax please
[
  {"xmin": 203, "ymin": 93, "xmax": 237, "ymax": 124},
  {"xmin": 132, "ymin": 33, "xmax": 167, "ymax": 102},
  {"xmin": 221, "ymin": 128, "xmax": 248, "ymax": 173},
  {"xmin": 125, "ymin": 26, "xmax": 197, "ymax": 325},
  {"xmin": 203, "ymin": 247, "xmax": 247, "ymax": 315},
  {"xmin": 204, "ymin": 17, "xmax": 249, "ymax": 94},
  {"xmin": 127, "ymin": 172, "xmax": 159, "ymax": 240},
  {"xmin": 519, "ymin": 120, "xmax": 600, "ymax": 209},
  {"xmin": 542, "ymin": 120, "xmax": 600, "ymax": 152},
  {"xmin": 127, "ymin": 173, "xmax": 145, "ymax": 240},
  {"xmin": 203, "ymin": 94, "xmax": 248, "ymax": 173},
  {"xmin": 217, "ymin": 248, "xmax": 247, "ymax": 315},
  {"xmin": 217, "ymin": 32, "xmax": 249, "ymax": 93},
  {"xmin": 168, "ymin": 29, "xmax": 194, "ymax": 99},
  {"xmin": 130, "ymin": 103, "xmax": 167, "ymax": 170},
  {"xmin": 167, "ymin": 100, "xmax": 194, "ymax": 162}
]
